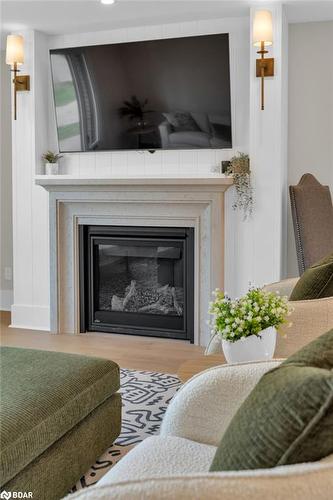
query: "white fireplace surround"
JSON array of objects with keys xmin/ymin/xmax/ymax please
[{"xmin": 37, "ymin": 175, "xmax": 232, "ymax": 346}]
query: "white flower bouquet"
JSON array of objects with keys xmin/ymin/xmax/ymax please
[{"xmin": 209, "ymin": 287, "xmax": 293, "ymax": 343}]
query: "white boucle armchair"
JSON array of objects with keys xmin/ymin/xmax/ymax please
[{"xmin": 66, "ymin": 360, "xmax": 333, "ymax": 500}]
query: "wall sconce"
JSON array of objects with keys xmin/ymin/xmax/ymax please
[
  {"xmin": 6, "ymin": 34, "xmax": 30, "ymax": 120},
  {"xmin": 253, "ymin": 10, "xmax": 274, "ymax": 110}
]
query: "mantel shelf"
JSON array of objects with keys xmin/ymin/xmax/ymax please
[{"xmin": 35, "ymin": 174, "xmax": 233, "ymax": 189}]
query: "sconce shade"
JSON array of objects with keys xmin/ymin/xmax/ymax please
[
  {"xmin": 6, "ymin": 34, "xmax": 24, "ymax": 66},
  {"xmin": 253, "ymin": 10, "xmax": 273, "ymax": 47}
]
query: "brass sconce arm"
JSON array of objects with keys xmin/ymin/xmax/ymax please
[
  {"xmin": 10, "ymin": 63, "xmax": 30, "ymax": 120},
  {"xmin": 256, "ymin": 41, "xmax": 274, "ymax": 111}
]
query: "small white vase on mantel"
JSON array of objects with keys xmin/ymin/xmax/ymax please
[
  {"xmin": 222, "ymin": 326, "xmax": 277, "ymax": 364},
  {"xmin": 45, "ymin": 162, "xmax": 59, "ymax": 175}
]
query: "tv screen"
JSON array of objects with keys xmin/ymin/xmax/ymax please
[{"xmin": 50, "ymin": 34, "xmax": 232, "ymax": 153}]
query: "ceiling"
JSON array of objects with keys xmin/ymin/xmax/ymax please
[
  {"xmin": 1, "ymin": 0, "xmax": 333, "ymax": 38},
  {"xmin": 0, "ymin": 1, "xmax": 248, "ymax": 36}
]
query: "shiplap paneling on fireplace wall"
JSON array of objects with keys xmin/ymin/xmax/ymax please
[
  {"xmin": 10, "ymin": 17, "xmax": 250, "ymax": 330},
  {"xmin": 10, "ymin": 9, "xmax": 288, "ymax": 333},
  {"xmin": 246, "ymin": 3, "xmax": 289, "ymax": 288},
  {"xmin": 46, "ymin": 17, "xmax": 250, "ymax": 177},
  {"xmin": 11, "ymin": 30, "xmax": 50, "ymax": 330},
  {"xmin": 0, "ymin": 52, "xmax": 13, "ymax": 311}
]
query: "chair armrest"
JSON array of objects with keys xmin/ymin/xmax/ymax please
[
  {"xmin": 158, "ymin": 121, "xmax": 172, "ymax": 148},
  {"xmin": 275, "ymin": 295, "xmax": 333, "ymax": 357},
  {"xmin": 160, "ymin": 360, "xmax": 281, "ymax": 446},
  {"xmin": 263, "ymin": 277, "xmax": 299, "ymax": 298},
  {"xmin": 66, "ymin": 462, "xmax": 333, "ymax": 500}
]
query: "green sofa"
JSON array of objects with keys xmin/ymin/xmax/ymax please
[{"xmin": 0, "ymin": 347, "xmax": 121, "ymax": 500}]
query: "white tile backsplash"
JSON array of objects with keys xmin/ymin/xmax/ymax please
[
  {"xmin": 63, "ymin": 153, "xmax": 80, "ymax": 175},
  {"xmin": 79, "ymin": 153, "xmax": 96, "ymax": 176},
  {"xmin": 109, "ymin": 152, "xmax": 128, "ymax": 176},
  {"xmin": 95, "ymin": 152, "xmax": 112, "ymax": 176},
  {"xmin": 196, "ymin": 150, "xmax": 216, "ymax": 174},
  {"xmin": 127, "ymin": 151, "xmax": 145, "ymax": 175},
  {"xmin": 144, "ymin": 150, "xmax": 163, "ymax": 175},
  {"xmin": 179, "ymin": 150, "xmax": 198, "ymax": 175},
  {"xmin": 161, "ymin": 150, "xmax": 181, "ymax": 175},
  {"xmin": 215, "ymin": 149, "xmax": 234, "ymax": 164},
  {"xmin": 61, "ymin": 148, "xmax": 229, "ymax": 177}
]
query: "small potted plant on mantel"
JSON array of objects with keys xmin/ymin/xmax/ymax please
[
  {"xmin": 209, "ymin": 288, "xmax": 293, "ymax": 363},
  {"xmin": 42, "ymin": 151, "xmax": 63, "ymax": 175}
]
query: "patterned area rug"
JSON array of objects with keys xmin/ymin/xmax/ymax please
[{"xmin": 71, "ymin": 368, "xmax": 182, "ymax": 492}]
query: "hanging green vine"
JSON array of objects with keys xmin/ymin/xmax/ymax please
[{"xmin": 227, "ymin": 153, "xmax": 253, "ymax": 220}]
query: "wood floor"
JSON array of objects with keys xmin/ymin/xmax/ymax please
[{"xmin": 0, "ymin": 311, "xmax": 204, "ymax": 373}]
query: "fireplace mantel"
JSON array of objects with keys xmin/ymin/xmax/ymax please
[
  {"xmin": 37, "ymin": 174, "xmax": 233, "ymax": 346},
  {"xmin": 35, "ymin": 174, "xmax": 233, "ymax": 190}
]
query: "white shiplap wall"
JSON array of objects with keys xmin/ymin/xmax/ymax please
[
  {"xmin": 11, "ymin": 17, "xmax": 250, "ymax": 330},
  {"xmin": 11, "ymin": 30, "xmax": 50, "ymax": 329}
]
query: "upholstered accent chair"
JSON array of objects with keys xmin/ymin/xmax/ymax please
[
  {"xmin": 289, "ymin": 174, "xmax": 333, "ymax": 275},
  {"xmin": 263, "ymin": 277, "xmax": 333, "ymax": 357}
]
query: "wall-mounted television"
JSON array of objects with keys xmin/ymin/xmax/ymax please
[{"xmin": 50, "ymin": 33, "xmax": 232, "ymax": 153}]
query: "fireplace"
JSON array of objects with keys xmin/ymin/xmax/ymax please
[
  {"xmin": 37, "ymin": 176, "xmax": 232, "ymax": 342},
  {"xmin": 79, "ymin": 225, "xmax": 194, "ymax": 341}
]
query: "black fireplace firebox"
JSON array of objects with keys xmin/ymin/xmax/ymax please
[{"xmin": 79, "ymin": 225, "xmax": 194, "ymax": 342}]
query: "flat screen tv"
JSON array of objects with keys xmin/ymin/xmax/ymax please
[{"xmin": 50, "ymin": 33, "xmax": 232, "ymax": 153}]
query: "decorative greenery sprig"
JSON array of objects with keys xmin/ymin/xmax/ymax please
[
  {"xmin": 42, "ymin": 151, "xmax": 63, "ymax": 164},
  {"xmin": 209, "ymin": 287, "xmax": 293, "ymax": 343},
  {"xmin": 228, "ymin": 152, "xmax": 253, "ymax": 220}
]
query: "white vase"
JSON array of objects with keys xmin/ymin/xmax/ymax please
[
  {"xmin": 45, "ymin": 162, "xmax": 59, "ymax": 175},
  {"xmin": 222, "ymin": 326, "xmax": 277, "ymax": 364}
]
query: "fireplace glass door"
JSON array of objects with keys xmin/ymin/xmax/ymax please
[{"xmin": 80, "ymin": 226, "xmax": 194, "ymax": 341}]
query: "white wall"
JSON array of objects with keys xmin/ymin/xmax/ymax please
[
  {"xmin": 231, "ymin": 3, "xmax": 288, "ymax": 295},
  {"xmin": 287, "ymin": 21, "xmax": 333, "ymax": 277},
  {"xmin": 0, "ymin": 50, "xmax": 13, "ymax": 310}
]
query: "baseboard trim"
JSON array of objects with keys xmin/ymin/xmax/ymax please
[
  {"xmin": 0, "ymin": 289, "xmax": 13, "ymax": 311},
  {"xmin": 10, "ymin": 304, "xmax": 50, "ymax": 331}
]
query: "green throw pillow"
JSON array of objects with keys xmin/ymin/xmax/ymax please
[
  {"xmin": 210, "ymin": 329, "xmax": 333, "ymax": 471},
  {"xmin": 290, "ymin": 252, "xmax": 333, "ymax": 301}
]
